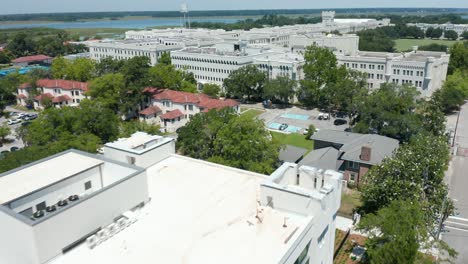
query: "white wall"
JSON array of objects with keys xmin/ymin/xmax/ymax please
[
  {"xmin": 104, "ymin": 140, "xmax": 175, "ymax": 168},
  {"xmin": 31, "ymin": 170, "xmax": 149, "ymax": 264},
  {"xmin": 0, "ymin": 210, "xmax": 38, "ymax": 264}
]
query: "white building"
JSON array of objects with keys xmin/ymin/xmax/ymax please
[
  {"xmin": 0, "ymin": 135, "xmax": 343, "ymax": 264},
  {"xmin": 322, "ymin": 11, "xmax": 391, "ymax": 33},
  {"xmin": 0, "ymin": 149, "xmax": 148, "ymax": 264},
  {"xmin": 17, "ymin": 79, "xmax": 89, "ymax": 110},
  {"xmin": 89, "ymin": 40, "xmax": 182, "ymax": 66},
  {"xmin": 171, "ymin": 43, "xmax": 282, "ymax": 88},
  {"xmin": 139, "ymin": 88, "xmax": 240, "ymax": 132},
  {"xmin": 337, "ymin": 48, "xmax": 450, "ymax": 97},
  {"xmin": 254, "ymin": 52, "xmax": 305, "ymax": 81},
  {"xmin": 289, "ymin": 33, "xmax": 359, "ymax": 56},
  {"xmin": 407, "ymin": 22, "xmax": 468, "ymax": 37},
  {"xmin": 103, "ymin": 132, "xmax": 175, "ymax": 168}
]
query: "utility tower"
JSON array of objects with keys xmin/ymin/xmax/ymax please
[{"xmin": 180, "ymin": 3, "xmax": 191, "ymax": 29}]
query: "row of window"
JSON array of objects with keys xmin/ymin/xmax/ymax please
[
  {"xmin": 52, "ymin": 89, "xmax": 81, "ymax": 96},
  {"xmin": 367, "ymin": 73, "xmax": 384, "ymax": 80},
  {"xmin": 258, "ymin": 64, "xmax": 292, "ymax": 71},
  {"xmin": 175, "ymin": 64, "xmax": 233, "ymax": 74},
  {"xmin": 195, "ymin": 75, "xmax": 225, "ymax": 82},
  {"xmin": 391, "ymin": 79, "xmax": 424, "ymax": 88},
  {"xmin": 172, "ymin": 56, "xmax": 240, "ymax": 65},
  {"xmin": 393, "ymin": 69, "xmax": 424, "ymax": 76},
  {"xmin": 345, "ymin": 63, "xmax": 385, "ymax": 70},
  {"xmin": 93, "ymin": 48, "xmax": 154, "ymax": 57}
]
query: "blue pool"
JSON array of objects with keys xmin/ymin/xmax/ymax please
[
  {"xmin": 0, "ymin": 66, "xmax": 50, "ymax": 77},
  {"xmin": 281, "ymin": 113, "xmax": 310, "ymax": 121},
  {"xmin": 268, "ymin": 122, "xmax": 302, "ymax": 133}
]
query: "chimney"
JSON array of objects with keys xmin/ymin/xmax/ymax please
[{"xmin": 360, "ymin": 145, "xmax": 371, "ymax": 162}]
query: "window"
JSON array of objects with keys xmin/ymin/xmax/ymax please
[
  {"xmin": 126, "ymin": 156, "xmax": 136, "ymax": 165},
  {"xmin": 349, "ymin": 172, "xmax": 357, "ymax": 182},
  {"xmin": 294, "ymin": 241, "xmax": 311, "ymax": 264},
  {"xmin": 84, "ymin": 181, "xmax": 92, "ymax": 191},
  {"xmin": 348, "ymin": 161, "xmax": 359, "ymax": 170},
  {"xmin": 188, "ymin": 105, "xmax": 194, "ymax": 111}
]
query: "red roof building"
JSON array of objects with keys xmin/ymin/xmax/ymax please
[
  {"xmin": 12, "ymin": 55, "xmax": 52, "ymax": 64},
  {"xmin": 52, "ymin": 95, "xmax": 72, "ymax": 103},
  {"xmin": 159, "ymin": 109, "xmax": 184, "ymax": 120},
  {"xmin": 139, "ymin": 106, "xmax": 162, "ymax": 116},
  {"xmin": 34, "ymin": 93, "xmax": 54, "ymax": 102},
  {"xmin": 20, "ymin": 79, "xmax": 89, "ymax": 92}
]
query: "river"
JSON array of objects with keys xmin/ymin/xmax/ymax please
[{"xmin": 0, "ymin": 17, "xmax": 242, "ymax": 30}]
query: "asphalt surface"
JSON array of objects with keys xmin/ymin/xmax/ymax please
[
  {"xmin": 443, "ymin": 101, "xmax": 468, "ymax": 264},
  {"xmin": 0, "ymin": 106, "xmax": 37, "ymax": 153}
]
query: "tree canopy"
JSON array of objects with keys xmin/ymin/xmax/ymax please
[
  {"xmin": 224, "ymin": 65, "xmax": 266, "ymax": 100},
  {"xmin": 263, "ymin": 76, "xmax": 297, "ymax": 104},
  {"xmin": 201, "ymin": 83, "xmax": 221, "ymax": 98}
]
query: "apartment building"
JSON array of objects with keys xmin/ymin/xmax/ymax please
[
  {"xmin": 17, "ymin": 79, "xmax": 89, "ymax": 110},
  {"xmin": 89, "ymin": 40, "xmax": 182, "ymax": 66},
  {"xmin": 139, "ymin": 88, "xmax": 240, "ymax": 132},
  {"xmin": 336, "ymin": 48, "xmax": 450, "ymax": 97},
  {"xmin": 0, "ymin": 131, "xmax": 343, "ymax": 264},
  {"xmin": 289, "ymin": 33, "xmax": 359, "ymax": 56},
  {"xmin": 253, "ymin": 52, "xmax": 305, "ymax": 81}
]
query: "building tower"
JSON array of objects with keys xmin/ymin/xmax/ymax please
[{"xmin": 180, "ymin": 3, "xmax": 191, "ymax": 29}]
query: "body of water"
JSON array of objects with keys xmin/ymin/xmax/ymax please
[{"xmin": 0, "ymin": 17, "xmax": 241, "ymax": 30}]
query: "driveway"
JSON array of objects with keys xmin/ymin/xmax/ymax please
[{"xmin": 442, "ymin": 101, "xmax": 468, "ymax": 264}]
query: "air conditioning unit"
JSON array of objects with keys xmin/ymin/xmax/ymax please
[
  {"xmin": 86, "ymin": 235, "xmax": 98, "ymax": 249},
  {"xmin": 97, "ymin": 229, "xmax": 109, "ymax": 242},
  {"xmin": 107, "ymin": 223, "xmax": 118, "ymax": 235},
  {"xmin": 117, "ymin": 217, "xmax": 129, "ymax": 229}
]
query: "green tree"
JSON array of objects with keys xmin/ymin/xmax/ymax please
[
  {"xmin": 51, "ymin": 56, "xmax": 70, "ymax": 79},
  {"xmin": 65, "ymin": 58, "xmax": 96, "ymax": 82},
  {"xmin": 120, "ymin": 56, "xmax": 150, "ymax": 87},
  {"xmin": 448, "ymin": 41, "xmax": 468, "ymax": 74},
  {"xmin": 88, "ymin": 73, "xmax": 126, "ymax": 113},
  {"xmin": 0, "ymin": 50, "xmax": 13, "ymax": 64},
  {"xmin": 224, "ymin": 65, "xmax": 266, "ymax": 100},
  {"xmin": 0, "ymin": 72, "xmax": 24, "ymax": 113},
  {"xmin": 425, "ymin": 27, "xmax": 434, "ymax": 38},
  {"xmin": 432, "ymin": 70, "xmax": 468, "ymax": 113},
  {"xmin": 159, "ymin": 52, "xmax": 172, "ymax": 65},
  {"xmin": 357, "ymin": 200, "xmax": 429, "ymax": 264},
  {"xmin": 444, "ymin": 30, "xmax": 458, "ymax": 40},
  {"xmin": 0, "ymin": 125, "xmax": 10, "ymax": 142},
  {"xmin": 299, "ymin": 45, "xmax": 339, "ymax": 107},
  {"xmin": 358, "ymin": 29, "xmax": 395, "ymax": 52},
  {"xmin": 209, "ymin": 114, "xmax": 279, "ymax": 174},
  {"xmin": 263, "ymin": 76, "xmax": 296, "ymax": 104},
  {"xmin": 202, "ymin": 83, "xmax": 221, "ymax": 98},
  {"xmin": 360, "ymin": 134, "xmax": 452, "ymax": 232},
  {"xmin": 462, "ymin": 31, "xmax": 468, "ymax": 40},
  {"xmin": 119, "ymin": 121, "xmax": 161, "ymax": 138},
  {"xmin": 354, "ymin": 84, "xmax": 423, "ymax": 142},
  {"xmin": 430, "ymin": 28, "xmax": 444, "ymax": 39},
  {"xmin": 147, "ymin": 64, "xmax": 188, "ymax": 90},
  {"xmin": 6, "ymin": 32, "xmax": 35, "ymax": 57},
  {"xmin": 95, "ymin": 56, "xmax": 124, "ymax": 76}
]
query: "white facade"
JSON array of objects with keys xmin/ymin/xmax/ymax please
[
  {"xmin": 89, "ymin": 40, "xmax": 182, "ymax": 66},
  {"xmin": 337, "ymin": 48, "xmax": 450, "ymax": 97},
  {"xmin": 103, "ymin": 132, "xmax": 175, "ymax": 168},
  {"xmin": 290, "ymin": 33, "xmax": 359, "ymax": 56},
  {"xmin": 253, "ymin": 52, "xmax": 305, "ymax": 81},
  {"xmin": 407, "ymin": 22, "xmax": 468, "ymax": 37},
  {"xmin": 0, "ymin": 150, "xmax": 148, "ymax": 264}
]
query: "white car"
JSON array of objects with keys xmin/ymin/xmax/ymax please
[
  {"xmin": 16, "ymin": 113, "xmax": 26, "ymax": 119},
  {"xmin": 317, "ymin": 113, "xmax": 330, "ymax": 120},
  {"xmin": 7, "ymin": 119, "xmax": 21, "ymax": 125}
]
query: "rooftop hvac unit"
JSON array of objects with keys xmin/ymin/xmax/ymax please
[
  {"xmin": 86, "ymin": 235, "xmax": 98, "ymax": 249},
  {"xmin": 107, "ymin": 223, "xmax": 118, "ymax": 235},
  {"xmin": 117, "ymin": 217, "xmax": 129, "ymax": 229},
  {"xmin": 97, "ymin": 229, "xmax": 109, "ymax": 242}
]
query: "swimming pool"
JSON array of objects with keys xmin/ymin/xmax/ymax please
[
  {"xmin": 268, "ymin": 122, "xmax": 302, "ymax": 133},
  {"xmin": 0, "ymin": 66, "xmax": 50, "ymax": 77},
  {"xmin": 281, "ymin": 113, "xmax": 310, "ymax": 121}
]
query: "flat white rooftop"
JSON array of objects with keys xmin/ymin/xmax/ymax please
[
  {"xmin": 0, "ymin": 152, "xmax": 103, "ymax": 204},
  {"xmin": 53, "ymin": 155, "xmax": 310, "ymax": 264},
  {"xmin": 105, "ymin": 132, "xmax": 173, "ymax": 154}
]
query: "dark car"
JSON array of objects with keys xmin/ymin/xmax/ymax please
[
  {"xmin": 344, "ymin": 127, "xmax": 352, "ymax": 132},
  {"xmin": 335, "ymin": 112, "xmax": 348, "ymax": 119},
  {"xmin": 10, "ymin": 147, "xmax": 19, "ymax": 152},
  {"xmin": 334, "ymin": 119, "xmax": 348, "ymax": 126},
  {"xmin": 279, "ymin": 123, "xmax": 289, "ymax": 131}
]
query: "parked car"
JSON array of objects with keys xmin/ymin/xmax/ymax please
[
  {"xmin": 335, "ymin": 112, "xmax": 348, "ymax": 119},
  {"xmin": 10, "ymin": 147, "xmax": 19, "ymax": 152},
  {"xmin": 7, "ymin": 119, "xmax": 21, "ymax": 125},
  {"xmin": 318, "ymin": 113, "xmax": 330, "ymax": 120},
  {"xmin": 334, "ymin": 119, "xmax": 348, "ymax": 126},
  {"xmin": 21, "ymin": 121, "xmax": 32, "ymax": 127},
  {"xmin": 23, "ymin": 114, "xmax": 38, "ymax": 121},
  {"xmin": 279, "ymin": 123, "xmax": 289, "ymax": 131},
  {"xmin": 17, "ymin": 113, "xmax": 26, "ymax": 119},
  {"xmin": 344, "ymin": 127, "xmax": 352, "ymax": 132}
]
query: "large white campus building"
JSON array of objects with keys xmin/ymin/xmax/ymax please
[
  {"xmin": 407, "ymin": 22, "xmax": 468, "ymax": 37},
  {"xmin": 85, "ymin": 10, "xmax": 449, "ymax": 96},
  {"xmin": 0, "ymin": 132, "xmax": 343, "ymax": 264}
]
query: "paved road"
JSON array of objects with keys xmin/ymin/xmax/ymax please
[{"xmin": 443, "ymin": 101, "xmax": 468, "ymax": 264}]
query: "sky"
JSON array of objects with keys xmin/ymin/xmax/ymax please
[{"xmin": 1, "ymin": 0, "xmax": 468, "ymax": 15}]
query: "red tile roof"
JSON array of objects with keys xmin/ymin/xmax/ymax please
[
  {"xmin": 52, "ymin": 94, "xmax": 72, "ymax": 103},
  {"xmin": 19, "ymin": 79, "xmax": 89, "ymax": 92},
  {"xmin": 139, "ymin": 106, "xmax": 162, "ymax": 116},
  {"xmin": 34, "ymin": 93, "xmax": 54, "ymax": 102},
  {"xmin": 16, "ymin": 94, "xmax": 27, "ymax": 99},
  {"xmin": 148, "ymin": 88, "xmax": 239, "ymax": 111},
  {"xmin": 160, "ymin": 109, "xmax": 184, "ymax": 120},
  {"xmin": 12, "ymin": 55, "xmax": 52, "ymax": 63}
]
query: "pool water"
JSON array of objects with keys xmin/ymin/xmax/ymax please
[
  {"xmin": 281, "ymin": 113, "xmax": 310, "ymax": 121},
  {"xmin": 268, "ymin": 122, "xmax": 302, "ymax": 133},
  {"xmin": 0, "ymin": 66, "xmax": 50, "ymax": 77}
]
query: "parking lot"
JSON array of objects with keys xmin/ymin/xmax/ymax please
[
  {"xmin": 257, "ymin": 107, "xmax": 350, "ymax": 134},
  {"xmin": 0, "ymin": 107, "xmax": 38, "ymax": 153}
]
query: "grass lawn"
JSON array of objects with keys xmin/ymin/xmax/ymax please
[
  {"xmin": 240, "ymin": 108, "xmax": 264, "ymax": 119},
  {"xmin": 395, "ymin": 38, "xmax": 458, "ymax": 52},
  {"xmin": 271, "ymin": 131, "xmax": 314, "ymax": 152},
  {"xmin": 338, "ymin": 190, "xmax": 362, "ymax": 218},
  {"xmin": 65, "ymin": 28, "xmax": 130, "ymax": 38}
]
